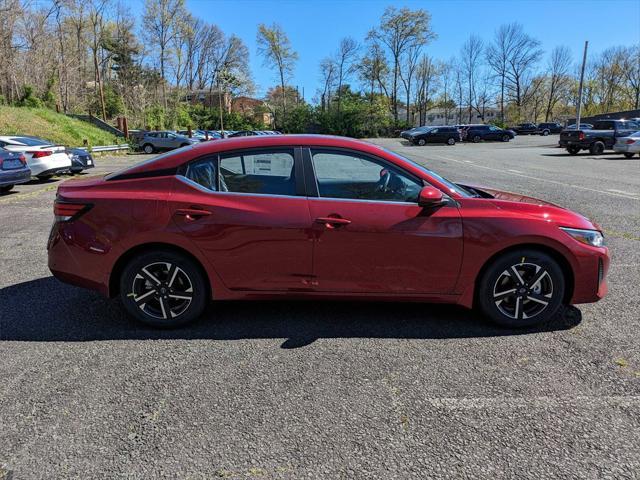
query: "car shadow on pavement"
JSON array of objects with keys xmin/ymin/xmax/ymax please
[{"xmin": 0, "ymin": 276, "xmax": 582, "ymax": 348}]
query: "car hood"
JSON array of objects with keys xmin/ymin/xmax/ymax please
[{"xmin": 465, "ymin": 184, "xmax": 600, "ymax": 230}]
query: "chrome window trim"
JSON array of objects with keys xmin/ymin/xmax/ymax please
[{"xmin": 176, "ymin": 175, "xmax": 306, "ymax": 200}]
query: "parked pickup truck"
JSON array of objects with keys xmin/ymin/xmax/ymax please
[{"xmin": 559, "ymin": 119, "xmax": 640, "ymax": 155}]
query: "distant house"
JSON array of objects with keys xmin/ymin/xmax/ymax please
[
  {"xmin": 184, "ymin": 90, "xmax": 272, "ymax": 126},
  {"xmin": 231, "ymin": 96, "xmax": 273, "ymax": 126}
]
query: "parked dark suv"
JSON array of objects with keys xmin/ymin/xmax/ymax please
[
  {"xmin": 511, "ymin": 123, "xmax": 538, "ymax": 135},
  {"xmin": 537, "ymin": 122, "xmax": 563, "ymax": 135},
  {"xmin": 465, "ymin": 125, "xmax": 516, "ymax": 143},
  {"xmin": 410, "ymin": 126, "xmax": 461, "ymax": 146}
]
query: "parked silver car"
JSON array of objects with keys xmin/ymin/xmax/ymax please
[
  {"xmin": 139, "ymin": 131, "xmax": 199, "ymax": 154},
  {"xmin": 613, "ymin": 130, "xmax": 640, "ymax": 158}
]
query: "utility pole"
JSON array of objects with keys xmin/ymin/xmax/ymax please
[{"xmin": 576, "ymin": 41, "xmax": 589, "ymax": 127}]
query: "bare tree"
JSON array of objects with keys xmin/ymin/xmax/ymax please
[
  {"xmin": 413, "ymin": 55, "xmax": 438, "ymax": 125},
  {"xmin": 460, "ymin": 34, "xmax": 483, "ymax": 123},
  {"xmin": 256, "ymin": 23, "xmax": 297, "ymax": 128},
  {"xmin": 399, "ymin": 44, "xmax": 421, "ymax": 124},
  {"xmin": 367, "ymin": 6, "xmax": 435, "ymax": 122},
  {"xmin": 622, "ymin": 44, "xmax": 640, "ymax": 109},
  {"xmin": 544, "ymin": 46, "xmax": 572, "ymax": 121},
  {"xmin": 142, "ymin": 0, "xmax": 186, "ymax": 109},
  {"xmin": 319, "ymin": 57, "xmax": 336, "ymax": 111},
  {"xmin": 357, "ymin": 41, "xmax": 390, "ymax": 101},
  {"xmin": 334, "ymin": 37, "xmax": 358, "ymax": 111}
]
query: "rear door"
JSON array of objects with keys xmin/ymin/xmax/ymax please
[
  {"xmin": 304, "ymin": 147, "xmax": 463, "ymax": 294},
  {"xmin": 170, "ymin": 147, "xmax": 313, "ymax": 291}
]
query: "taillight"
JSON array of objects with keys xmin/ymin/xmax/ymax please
[
  {"xmin": 19, "ymin": 154, "xmax": 26, "ymax": 165},
  {"xmin": 54, "ymin": 200, "xmax": 92, "ymax": 222},
  {"xmin": 578, "ymin": 132, "xmax": 585, "ymax": 140},
  {"xmin": 30, "ymin": 150, "xmax": 53, "ymax": 158},
  {"xmin": 626, "ymin": 139, "xmax": 635, "ymax": 144}
]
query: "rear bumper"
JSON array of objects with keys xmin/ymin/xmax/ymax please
[
  {"xmin": 28, "ymin": 153, "xmax": 72, "ymax": 176},
  {"xmin": 0, "ymin": 168, "xmax": 31, "ymax": 186},
  {"xmin": 613, "ymin": 145, "xmax": 640, "ymax": 153}
]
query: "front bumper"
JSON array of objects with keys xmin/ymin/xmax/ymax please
[
  {"xmin": 0, "ymin": 167, "xmax": 31, "ymax": 187},
  {"xmin": 569, "ymin": 245, "xmax": 610, "ymax": 304}
]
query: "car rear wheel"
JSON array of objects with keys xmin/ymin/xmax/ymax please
[
  {"xmin": 417, "ymin": 138, "xmax": 427, "ymax": 146},
  {"xmin": 567, "ymin": 146, "xmax": 580, "ymax": 155},
  {"xmin": 143, "ymin": 144, "xmax": 154, "ymax": 154},
  {"xmin": 472, "ymin": 135, "xmax": 481, "ymax": 143},
  {"xmin": 623, "ymin": 152, "xmax": 636, "ymax": 159},
  {"xmin": 446, "ymin": 137, "xmax": 456, "ymax": 145},
  {"xmin": 37, "ymin": 174, "xmax": 53, "ymax": 181},
  {"xmin": 120, "ymin": 250, "xmax": 208, "ymax": 328},
  {"xmin": 590, "ymin": 141, "xmax": 605, "ymax": 155},
  {"xmin": 501, "ymin": 134, "xmax": 510, "ymax": 142},
  {"xmin": 542, "ymin": 130, "xmax": 550, "ymax": 136},
  {"xmin": 478, "ymin": 249, "xmax": 565, "ymax": 328},
  {"xmin": 0, "ymin": 185, "xmax": 14, "ymax": 193}
]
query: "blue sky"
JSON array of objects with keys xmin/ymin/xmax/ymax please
[{"xmin": 134, "ymin": 0, "xmax": 640, "ymax": 100}]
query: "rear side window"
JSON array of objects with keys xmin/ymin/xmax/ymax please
[
  {"xmin": 185, "ymin": 157, "xmax": 217, "ymax": 191},
  {"xmin": 220, "ymin": 150, "xmax": 296, "ymax": 196}
]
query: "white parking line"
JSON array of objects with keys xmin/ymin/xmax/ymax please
[
  {"xmin": 608, "ymin": 189, "xmax": 638, "ymax": 196},
  {"xmin": 508, "ymin": 169, "xmax": 523, "ymax": 173},
  {"xmin": 427, "ymin": 153, "xmax": 640, "ymax": 200}
]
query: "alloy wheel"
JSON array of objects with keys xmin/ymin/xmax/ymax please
[
  {"xmin": 131, "ymin": 262, "xmax": 193, "ymax": 320},
  {"xmin": 492, "ymin": 262, "xmax": 553, "ymax": 320}
]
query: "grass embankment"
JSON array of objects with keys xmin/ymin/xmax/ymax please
[{"xmin": 0, "ymin": 106, "xmax": 118, "ymax": 147}]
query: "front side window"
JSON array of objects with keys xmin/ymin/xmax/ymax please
[
  {"xmin": 220, "ymin": 150, "xmax": 296, "ymax": 196},
  {"xmin": 311, "ymin": 150, "xmax": 422, "ymax": 203}
]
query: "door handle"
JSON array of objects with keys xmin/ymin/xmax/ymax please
[
  {"xmin": 175, "ymin": 208, "xmax": 212, "ymax": 220},
  {"xmin": 315, "ymin": 216, "xmax": 351, "ymax": 229}
]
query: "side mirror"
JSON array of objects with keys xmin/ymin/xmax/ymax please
[{"xmin": 418, "ymin": 185, "xmax": 445, "ymax": 207}]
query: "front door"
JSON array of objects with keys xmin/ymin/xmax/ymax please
[
  {"xmin": 170, "ymin": 147, "xmax": 313, "ymax": 291},
  {"xmin": 305, "ymin": 148, "xmax": 463, "ymax": 294}
]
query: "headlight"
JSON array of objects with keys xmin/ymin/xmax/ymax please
[{"xmin": 560, "ymin": 227, "xmax": 605, "ymax": 247}]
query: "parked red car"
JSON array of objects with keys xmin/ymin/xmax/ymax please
[{"xmin": 48, "ymin": 135, "xmax": 609, "ymax": 328}]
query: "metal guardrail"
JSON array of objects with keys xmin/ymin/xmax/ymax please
[{"xmin": 90, "ymin": 144, "xmax": 130, "ymax": 152}]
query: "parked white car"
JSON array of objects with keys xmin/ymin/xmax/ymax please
[
  {"xmin": 613, "ymin": 131, "xmax": 640, "ymax": 158},
  {"xmin": 0, "ymin": 136, "xmax": 72, "ymax": 179}
]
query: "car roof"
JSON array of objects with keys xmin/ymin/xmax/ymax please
[{"xmin": 112, "ymin": 135, "xmax": 390, "ymax": 177}]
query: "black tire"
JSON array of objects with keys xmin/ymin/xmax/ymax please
[
  {"xmin": 446, "ymin": 137, "xmax": 456, "ymax": 145},
  {"xmin": 623, "ymin": 152, "xmax": 636, "ymax": 159},
  {"xmin": 120, "ymin": 250, "xmax": 208, "ymax": 328},
  {"xmin": 37, "ymin": 174, "xmax": 53, "ymax": 181},
  {"xmin": 417, "ymin": 138, "xmax": 426, "ymax": 146},
  {"xmin": 477, "ymin": 249, "xmax": 565, "ymax": 328},
  {"xmin": 567, "ymin": 146, "xmax": 580, "ymax": 155},
  {"xmin": 0, "ymin": 185, "xmax": 14, "ymax": 193},
  {"xmin": 542, "ymin": 130, "xmax": 550, "ymax": 136},
  {"xmin": 143, "ymin": 143, "xmax": 154, "ymax": 154},
  {"xmin": 501, "ymin": 134, "xmax": 510, "ymax": 142},
  {"xmin": 589, "ymin": 141, "xmax": 605, "ymax": 155},
  {"xmin": 472, "ymin": 135, "xmax": 481, "ymax": 143}
]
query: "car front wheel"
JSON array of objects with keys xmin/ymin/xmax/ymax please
[
  {"xmin": 143, "ymin": 144, "xmax": 154, "ymax": 154},
  {"xmin": 501, "ymin": 134, "xmax": 510, "ymax": 142},
  {"xmin": 417, "ymin": 138, "xmax": 427, "ymax": 146},
  {"xmin": 590, "ymin": 141, "xmax": 605, "ymax": 155},
  {"xmin": 477, "ymin": 249, "xmax": 565, "ymax": 328},
  {"xmin": 120, "ymin": 250, "xmax": 208, "ymax": 328},
  {"xmin": 623, "ymin": 152, "xmax": 636, "ymax": 159},
  {"xmin": 0, "ymin": 185, "xmax": 14, "ymax": 193},
  {"xmin": 446, "ymin": 137, "xmax": 456, "ymax": 145},
  {"xmin": 472, "ymin": 135, "xmax": 481, "ymax": 143},
  {"xmin": 542, "ymin": 130, "xmax": 550, "ymax": 136}
]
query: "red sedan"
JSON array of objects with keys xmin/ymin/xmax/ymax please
[{"xmin": 48, "ymin": 135, "xmax": 609, "ymax": 328}]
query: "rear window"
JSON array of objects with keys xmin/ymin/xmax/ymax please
[{"xmin": 9, "ymin": 137, "xmax": 52, "ymax": 146}]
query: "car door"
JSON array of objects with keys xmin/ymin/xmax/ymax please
[
  {"xmin": 428, "ymin": 128, "xmax": 439, "ymax": 143},
  {"xmin": 170, "ymin": 147, "xmax": 314, "ymax": 291},
  {"xmin": 304, "ymin": 147, "xmax": 463, "ymax": 294}
]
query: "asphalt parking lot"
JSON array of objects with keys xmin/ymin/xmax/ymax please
[{"xmin": 1, "ymin": 137, "xmax": 639, "ymax": 479}]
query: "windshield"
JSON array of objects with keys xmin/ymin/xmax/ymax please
[{"xmin": 384, "ymin": 148, "xmax": 474, "ymax": 198}]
